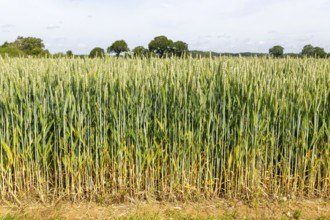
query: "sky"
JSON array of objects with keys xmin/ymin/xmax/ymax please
[{"xmin": 1, "ymin": 0, "xmax": 330, "ymax": 54}]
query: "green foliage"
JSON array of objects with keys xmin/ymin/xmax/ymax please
[
  {"xmin": 301, "ymin": 44, "xmax": 327, "ymax": 58},
  {"xmin": 189, "ymin": 50, "xmax": 273, "ymax": 58},
  {"xmin": 148, "ymin": 36, "xmax": 189, "ymax": 58},
  {"xmin": 53, "ymin": 52, "xmax": 66, "ymax": 58},
  {"xmin": 0, "ymin": 45, "xmax": 25, "ymax": 57},
  {"xmin": 132, "ymin": 46, "xmax": 149, "ymax": 57},
  {"xmin": 66, "ymin": 50, "xmax": 73, "ymax": 57},
  {"xmin": 314, "ymin": 47, "xmax": 327, "ymax": 58},
  {"xmin": 0, "ymin": 36, "xmax": 48, "ymax": 57},
  {"xmin": 301, "ymin": 44, "xmax": 315, "ymax": 57},
  {"xmin": 0, "ymin": 214, "xmax": 17, "ymax": 220},
  {"xmin": 189, "ymin": 50, "xmax": 221, "ymax": 57},
  {"xmin": 89, "ymin": 47, "xmax": 105, "ymax": 58},
  {"xmin": 30, "ymin": 47, "xmax": 47, "ymax": 56},
  {"xmin": 13, "ymin": 36, "xmax": 46, "ymax": 55},
  {"xmin": 107, "ymin": 40, "xmax": 129, "ymax": 57},
  {"xmin": 173, "ymin": 41, "xmax": 188, "ymax": 57},
  {"xmin": 269, "ymin": 45, "xmax": 284, "ymax": 57},
  {"xmin": 1, "ymin": 41, "xmax": 10, "ymax": 47},
  {"xmin": 292, "ymin": 209, "xmax": 302, "ymax": 219},
  {"xmin": 284, "ymin": 53, "xmax": 301, "ymax": 58},
  {"xmin": 148, "ymin": 35, "xmax": 174, "ymax": 57}
]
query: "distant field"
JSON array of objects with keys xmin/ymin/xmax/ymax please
[{"xmin": 0, "ymin": 56, "xmax": 329, "ymax": 204}]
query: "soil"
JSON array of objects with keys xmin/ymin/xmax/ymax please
[{"xmin": 0, "ymin": 198, "xmax": 330, "ymax": 219}]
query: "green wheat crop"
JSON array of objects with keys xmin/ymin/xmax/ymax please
[{"xmin": 0, "ymin": 56, "xmax": 329, "ymax": 202}]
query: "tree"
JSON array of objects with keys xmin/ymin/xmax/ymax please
[
  {"xmin": 13, "ymin": 36, "xmax": 45, "ymax": 55},
  {"xmin": 0, "ymin": 46, "xmax": 25, "ymax": 57},
  {"xmin": 301, "ymin": 44, "xmax": 315, "ymax": 57},
  {"xmin": 43, "ymin": 49, "xmax": 51, "ymax": 56},
  {"xmin": 301, "ymin": 44, "xmax": 327, "ymax": 58},
  {"xmin": 0, "ymin": 36, "xmax": 50, "ymax": 57},
  {"xmin": 132, "ymin": 46, "xmax": 149, "ymax": 57},
  {"xmin": 148, "ymin": 36, "xmax": 173, "ymax": 57},
  {"xmin": 53, "ymin": 52, "xmax": 66, "ymax": 58},
  {"xmin": 89, "ymin": 47, "xmax": 105, "ymax": 58},
  {"xmin": 107, "ymin": 40, "xmax": 129, "ymax": 57},
  {"xmin": 66, "ymin": 50, "xmax": 73, "ymax": 57},
  {"xmin": 173, "ymin": 41, "xmax": 188, "ymax": 57},
  {"xmin": 284, "ymin": 53, "xmax": 300, "ymax": 58},
  {"xmin": 1, "ymin": 41, "xmax": 10, "ymax": 48},
  {"xmin": 269, "ymin": 45, "xmax": 284, "ymax": 57},
  {"xmin": 314, "ymin": 47, "xmax": 327, "ymax": 58}
]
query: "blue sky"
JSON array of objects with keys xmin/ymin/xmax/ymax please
[{"xmin": 1, "ymin": 0, "xmax": 329, "ymax": 54}]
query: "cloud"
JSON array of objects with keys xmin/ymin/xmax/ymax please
[
  {"xmin": 160, "ymin": 3, "xmax": 170, "ymax": 8},
  {"xmin": 0, "ymin": 24, "xmax": 14, "ymax": 33},
  {"xmin": 46, "ymin": 25, "xmax": 60, "ymax": 30},
  {"xmin": 297, "ymin": 34, "xmax": 314, "ymax": 42},
  {"xmin": 217, "ymin": 33, "xmax": 231, "ymax": 39},
  {"xmin": 77, "ymin": 43, "xmax": 88, "ymax": 49},
  {"xmin": 1, "ymin": 0, "xmax": 329, "ymax": 54},
  {"xmin": 242, "ymin": 38, "xmax": 253, "ymax": 45},
  {"xmin": 0, "ymin": 24, "xmax": 14, "ymax": 29},
  {"xmin": 192, "ymin": 38, "xmax": 211, "ymax": 50},
  {"xmin": 55, "ymin": 37, "xmax": 67, "ymax": 41},
  {"xmin": 267, "ymin": 30, "xmax": 278, "ymax": 35}
]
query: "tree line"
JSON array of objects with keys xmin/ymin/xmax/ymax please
[
  {"xmin": 0, "ymin": 36, "xmax": 50, "ymax": 57},
  {"xmin": 89, "ymin": 35, "xmax": 188, "ymax": 58},
  {"xmin": 0, "ymin": 35, "xmax": 188, "ymax": 58},
  {"xmin": 0, "ymin": 36, "xmax": 329, "ymax": 58},
  {"xmin": 269, "ymin": 45, "xmax": 328, "ymax": 58}
]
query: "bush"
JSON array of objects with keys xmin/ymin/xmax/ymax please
[
  {"xmin": 89, "ymin": 47, "xmax": 105, "ymax": 58},
  {"xmin": 0, "ymin": 46, "xmax": 25, "ymax": 57}
]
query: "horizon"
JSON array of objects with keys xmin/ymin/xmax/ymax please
[{"xmin": 1, "ymin": 0, "xmax": 330, "ymax": 54}]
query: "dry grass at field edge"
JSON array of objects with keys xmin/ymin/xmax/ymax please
[{"xmin": 1, "ymin": 198, "xmax": 330, "ymax": 219}]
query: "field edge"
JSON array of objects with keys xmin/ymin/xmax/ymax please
[{"xmin": 1, "ymin": 198, "xmax": 330, "ymax": 219}]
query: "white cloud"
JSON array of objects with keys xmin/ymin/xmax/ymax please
[
  {"xmin": 296, "ymin": 34, "xmax": 314, "ymax": 42},
  {"xmin": 217, "ymin": 34, "xmax": 231, "ymax": 39},
  {"xmin": 0, "ymin": 0, "xmax": 329, "ymax": 54},
  {"xmin": 77, "ymin": 43, "xmax": 88, "ymax": 49},
  {"xmin": 0, "ymin": 24, "xmax": 15, "ymax": 29},
  {"xmin": 46, "ymin": 25, "xmax": 60, "ymax": 30}
]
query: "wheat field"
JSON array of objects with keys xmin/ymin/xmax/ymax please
[{"xmin": 0, "ymin": 56, "xmax": 329, "ymax": 202}]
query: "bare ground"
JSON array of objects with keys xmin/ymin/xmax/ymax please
[{"xmin": 1, "ymin": 199, "xmax": 330, "ymax": 219}]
